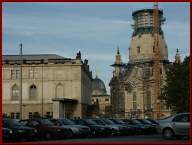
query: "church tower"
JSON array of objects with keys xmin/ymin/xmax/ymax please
[
  {"xmin": 110, "ymin": 7, "xmax": 171, "ymax": 119},
  {"xmin": 129, "ymin": 9, "xmax": 168, "ymax": 63},
  {"xmin": 112, "ymin": 47, "xmax": 123, "ymax": 77},
  {"xmin": 175, "ymin": 48, "xmax": 180, "ymax": 64}
]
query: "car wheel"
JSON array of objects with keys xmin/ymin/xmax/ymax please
[
  {"xmin": 163, "ymin": 128, "xmax": 174, "ymax": 139},
  {"xmin": 67, "ymin": 130, "xmax": 73, "ymax": 138},
  {"xmin": 45, "ymin": 132, "xmax": 51, "ymax": 139}
]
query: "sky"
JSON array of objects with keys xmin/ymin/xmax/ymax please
[{"xmin": 3, "ymin": 2, "xmax": 190, "ymax": 94}]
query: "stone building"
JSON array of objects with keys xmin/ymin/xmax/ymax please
[
  {"xmin": 110, "ymin": 9, "xmax": 171, "ymax": 119},
  {"xmin": 2, "ymin": 51, "xmax": 92, "ymax": 119},
  {"xmin": 91, "ymin": 76, "xmax": 111, "ymax": 118}
]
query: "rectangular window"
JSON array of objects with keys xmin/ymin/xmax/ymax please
[
  {"xmin": 105, "ymin": 98, "xmax": 109, "ymax": 102},
  {"xmin": 3, "ymin": 113, "xmax": 8, "ymax": 118},
  {"xmin": 137, "ymin": 46, "xmax": 140, "ymax": 54},
  {"xmin": 16, "ymin": 112, "xmax": 20, "ymax": 119},
  {"xmin": 34, "ymin": 70, "xmax": 38, "ymax": 78},
  {"xmin": 28, "ymin": 112, "xmax": 33, "ymax": 119},
  {"xmin": 16, "ymin": 70, "xmax": 20, "ymax": 79},
  {"xmin": 29, "ymin": 69, "xmax": 34, "ymax": 79},
  {"xmin": 46, "ymin": 112, "xmax": 51, "ymax": 118},
  {"xmin": 33, "ymin": 112, "xmax": 40, "ymax": 118},
  {"xmin": 11, "ymin": 70, "xmax": 15, "ymax": 80},
  {"xmin": 133, "ymin": 102, "xmax": 137, "ymax": 110},
  {"xmin": 10, "ymin": 112, "xmax": 15, "ymax": 119}
]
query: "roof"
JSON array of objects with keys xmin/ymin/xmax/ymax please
[
  {"xmin": 2, "ymin": 54, "xmax": 68, "ymax": 61},
  {"xmin": 92, "ymin": 76, "xmax": 107, "ymax": 96},
  {"xmin": 132, "ymin": 9, "xmax": 163, "ymax": 16}
]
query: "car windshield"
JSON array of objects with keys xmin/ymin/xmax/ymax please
[
  {"xmin": 5, "ymin": 119, "xmax": 23, "ymax": 127},
  {"xmin": 19, "ymin": 120, "xmax": 28, "ymax": 126},
  {"xmin": 124, "ymin": 120, "xmax": 133, "ymax": 124},
  {"xmin": 148, "ymin": 119, "xmax": 158, "ymax": 124},
  {"xmin": 11, "ymin": 119, "xmax": 23, "ymax": 127},
  {"xmin": 41, "ymin": 119, "xmax": 54, "ymax": 126},
  {"xmin": 62, "ymin": 119, "xmax": 75, "ymax": 125},
  {"xmin": 85, "ymin": 119, "xmax": 97, "ymax": 125},
  {"xmin": 158, "ymin": 115, "xmax": 174, "ymax": 121},
  {"xmin": 132, "ymin": 120, "xmax": 142, "ymax": 124},
  {"xmin": 94, "ymin": 120, "xmax": 106, "ymax": 125},
  {"xmin": 103, "ymin": 119, "xmax": 115, "ymax": 125},
  {"xmin": 114, "ymin": 120, "xmax": 125, "ymax": 124},
  {"xmin": 142, "ymin": 120, "xmax": 151, "ymax": 124}
]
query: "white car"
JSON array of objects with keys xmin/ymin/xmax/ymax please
[{"xmin": 157, "ymin": 113, "xmax": 190, "ymax": 139}]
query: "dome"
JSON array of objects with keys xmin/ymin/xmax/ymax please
[{"xmin": 92, "ymin": 76, "xmax": 107, "ymax": 96}]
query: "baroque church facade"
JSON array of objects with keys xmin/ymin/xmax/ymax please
[{"xmin": 110, "ymin": 9, "xmax": 171, "ymax": 119}]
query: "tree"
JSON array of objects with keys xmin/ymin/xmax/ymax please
[{"xmin": 162, "ymin": 56, "xmax": 190, "ymax": 113}]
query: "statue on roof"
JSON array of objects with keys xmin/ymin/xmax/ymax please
[{"xmin": 76, "ymin": 51, "xmax": 81, "ymax": 59}]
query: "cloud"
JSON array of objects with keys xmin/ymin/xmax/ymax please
[
  {"xmin": 163, "ymin": 21, "xmax": 189, "ymax": 37},
  {"xmin": 3, "ymin": 12, "xmax": 131, "ymax": 36},
  {"xmin": 3, "ymin": 3, "xmax": 190, "ymax": 95}
]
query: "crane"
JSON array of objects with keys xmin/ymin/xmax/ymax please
[{"xmin": 153, "ymin": 2, "xmax": 161, "ymax": 119}]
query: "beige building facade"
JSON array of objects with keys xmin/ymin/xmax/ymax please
[
  {"xmin": 2, "ymin": 52, "xmax": 92, "ymax": 119},
  {"xmin": 110, "ymin": 9, "xmax": 171, "ymax": 119}
]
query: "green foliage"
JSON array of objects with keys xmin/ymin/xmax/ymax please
[{"xmin": 162, "ymin": 56, "xmax": 190, "ymax": 113}]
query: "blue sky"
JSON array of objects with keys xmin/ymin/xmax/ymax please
[{"xmin": 3, "ymin": 2, "xmax": 190, "ymax": 93}]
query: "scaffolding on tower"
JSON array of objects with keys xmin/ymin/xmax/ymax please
[{"xmin": 153, "ymin": 2, "xmax": 162, "ymax": 119}]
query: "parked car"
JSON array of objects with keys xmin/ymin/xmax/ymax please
[
  {"xmin": 135, "ymin": 119, "xmax": 158, "ymax": 133},
  {"xmin": 91, "ymin": 119, "xmax": 119, "ymax": 135},
  {"xmin": 3, "ymin": 128, "xmax": 13, "ymax": 142},
  {"xmin": 109, "ymin": 119, "xmax": 136, "ymax": 135},
  {"xmin": 123, "ymin": 119, "xmax": 151, "ymax": 134},
  {"xmin": 3, "ymin": 118, "xmax": 37, "ymax": 141},
  {"xmin": 20, "ymin": 118, "xmax": 72, "ymax": 140},
  {"xmin": 100, "ymin": 119, "xmax": 133, "ymax": 135},
  {"xmin": 50, "ymin": 118, "xmax": 91, "ymax": 137},
  {"xmin": 146, "ymin": 119, "xmax": 159, "ymax": 125},
  {"xmin": 122, "ymin": 119, "xmax": 146, "ymax": 134},
  {"xmin": 157, "ymin": 113, "xmax": 190, "ymax": 139},
  {"xmin": 73, "ymin": 119, "xmax": 114, "ymax": 136}
]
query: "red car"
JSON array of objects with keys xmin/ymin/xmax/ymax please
[{"xmin": 20, "ymin": 118, "xmax": 72, "ymax": 140}]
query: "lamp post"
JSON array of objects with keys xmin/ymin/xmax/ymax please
[
  {"xmin": 19, "ymin": 43, "xmax": 23, "ymax": 120},
  {"xmin": 22, "ymin": 104, "xmax": 26, "ymax": 119},
  {"xmin": 41, "ymin": 59, "xmax": 44, "ymax": 118}
]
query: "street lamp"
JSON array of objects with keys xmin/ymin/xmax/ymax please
[
  {"xmin": 41, "ymin": 59, "xmax": 44, "ymax": 118},
  {"xmin": 19, "ymin": 43, "xmax": 23, "ymax": 120}
]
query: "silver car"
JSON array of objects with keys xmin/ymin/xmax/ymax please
[{"xmin": 157, "ymin": 113, "xmax": 190, "ymax": 139}]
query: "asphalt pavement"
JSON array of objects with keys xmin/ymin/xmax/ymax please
[{"xmin": 32, "ymin": 134, "xmax": 189, "ymax": 143}]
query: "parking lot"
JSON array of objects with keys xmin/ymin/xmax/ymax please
[
  {"xmin": 16, "ymin": 134, "xmax": 189, "ymax": 144},
  {"xmin": 3, "ymin": 115, "xmax": 190, "ymax": 143},
  {"xmin": 35, "ymin": 134, "xmax": 189, "ymax": 143}
]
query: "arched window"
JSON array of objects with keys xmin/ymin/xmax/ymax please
[
  {"xmin": 56, "ymin": 83, "xmax": 64, "ymax": 98},
  {"xmin": 29, "ymin": 84, "xmax": 37, "ymax": 99},
  {"xmin": 11, "ymin": 84, "xmax": 19, "ymax": 100}
]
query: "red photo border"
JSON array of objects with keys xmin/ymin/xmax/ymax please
[{"xmin": 0, "ymin": 1, "xmax": 191, "ymax": 145}]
